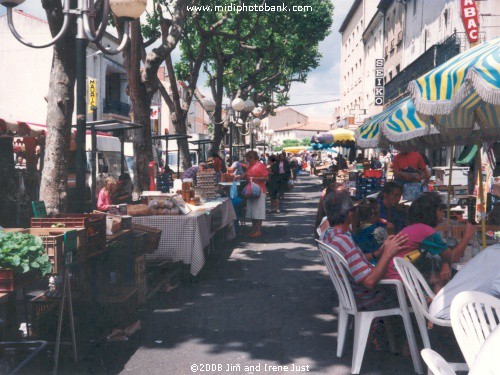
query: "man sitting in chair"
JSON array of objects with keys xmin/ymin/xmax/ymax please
[{"xmin": 320, "ymin": 190, "xmax": 409, "ymax": 309}]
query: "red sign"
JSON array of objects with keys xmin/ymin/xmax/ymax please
[{"xmin": 461, "ymin": 0, "xmax": 479, "ymax": 43}]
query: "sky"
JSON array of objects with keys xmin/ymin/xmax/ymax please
[{"xmin": 1, "ymin": 0, "xmax": 354, "ymax": 121}]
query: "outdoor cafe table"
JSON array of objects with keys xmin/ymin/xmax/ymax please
[{"xmin": 131, "ymin": 198, "xmax": 237, "ymax": 275}]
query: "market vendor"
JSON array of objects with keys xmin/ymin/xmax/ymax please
[
  {"xmin": 227, "ymin": 156, "xmax": 244, "ymax": 176},
  {"xmin": 181, "ymin": 163, "xmax": 206, "ymax": 186},
  {"xmin": 392, "ymin": 149, "xmax": 430, "ymax": 201},
  {"xmin": 113, "ymin": 173, "xmax": 133, "ymax": 204},
  {"xmin": 97, "ymin": 177, "xmax": 117, "ymax": 211}
]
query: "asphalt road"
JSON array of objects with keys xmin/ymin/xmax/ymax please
[{"xmin": 101, "ymin": 173, "xmax": 430, "ymax": 375}]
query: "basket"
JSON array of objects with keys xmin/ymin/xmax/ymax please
[
  {"xmin": 134, "ymin": 254, "xmax": 146, "ymax": 304},
  {"xmin": 131, "ymin": 224, "xmax": 162, "ymax": 254},
  {"xmin": 31, "ymin": 213, "xmax": 106, "ymax": 255},
  {"xmin": 30, "ymin": 294, "xmax": 59, "ymax": 338}
]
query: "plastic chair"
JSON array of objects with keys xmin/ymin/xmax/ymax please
[
  {"xmin": 316, "ymin": 240, "xmax": 423, "ymax": 374},
  {"xmin": 420, "ymin": 348, "xmax": 456, "ymax": 375},
  {"xmin": 450, "ymin": 291, "xmax": 500, "ymax": 368},
  {"xmin": 393, "ymin": 258, "xmax": 468, "ymax": 373}
]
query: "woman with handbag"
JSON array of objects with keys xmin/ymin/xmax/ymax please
[{"xmin": 237, "ymin": 150, "xmax": 269, "ymax": 238}]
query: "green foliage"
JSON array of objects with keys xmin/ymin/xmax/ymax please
[
  {"xmin": 282, "ymin": 139, "xmax": 301, "ymax": 147},
  {"xmin": 0, "ymin": 232, "xmax": 52, "ymax": 276},
  {"xmin": 301, "ymin": 138, "xmax": 311, "ymax": 147}
]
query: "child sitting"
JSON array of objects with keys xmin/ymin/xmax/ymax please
[{"xmin": 353, "ymin": 198, "xmax": 388, "ymax": 264}]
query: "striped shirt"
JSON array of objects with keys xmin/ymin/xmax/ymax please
[{"xmin": 321, "ymin": 227, "xmax": 386, "ymax": 309}]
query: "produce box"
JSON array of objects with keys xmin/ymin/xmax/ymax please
[
  {"xmin": 97, "ymin": 286, "xmax": 139, "ymax": 328},
  {"xmin": 31, "ymin": 213, "xmax": 106, "ymax": 253},
  {"xmin": 134, "ymin": 254, "xmax": 147, "ymax": 304},
  {"xmin": 0, "ymin": 269, "xmax": 37, "ymax": 292},
  {"xmin": 2, "ymin": 228, "xmax": 72, "ymax": 274},
  {"xmin": 131, "ymin": 224, "xmax": 162, "ymax": 254}
]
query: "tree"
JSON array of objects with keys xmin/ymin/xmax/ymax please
[
  {"xmin": 39, "ymin": 0, "xmax": 78, "ymax": 214},
  {"xmin": 200, "ymin": 0, "xmax": 333, "ymax": 155}
]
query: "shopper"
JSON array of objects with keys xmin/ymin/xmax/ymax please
[
  {"xmin": 267, "ymin": 155, "xmax": 280, "ymax": 213},
  {"xmin": 227, "ymin": 156, "xmax": 244, "ymax": 176},
  {"xmin": 238, "ymin": 150, "xmax": 269, "ymax": 238},
  {"xmin": 276, "ymin": 152, "xmax": 291, "ymax": 200},
  {"xmin": 392, "ymin": 149, "xmax": 429, "ymax": 200},
  {"xmin": 378, "ymin": 181, "xmax": 406, "ymax": 234}
]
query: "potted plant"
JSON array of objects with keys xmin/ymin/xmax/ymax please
[{"xmin": 0, "ymin": 231, "xmax": 52, "ymax": 291}]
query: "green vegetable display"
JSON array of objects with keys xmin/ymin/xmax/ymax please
[{"xmin": 0, "ymin": 232, "xmax": 52, "ymax": 276}]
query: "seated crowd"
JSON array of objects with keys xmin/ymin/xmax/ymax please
[{"xmin": 318, "ymin": 182, "xmax": 500, "ymax": 319}]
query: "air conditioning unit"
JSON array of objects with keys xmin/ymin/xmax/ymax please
[
  {"xmin": 391, "ymin": 39, "xmax": 396, "ymax": 49},
  {"xmin": 385, "ymin": 45, "xmax": 389, "ymax": 57}
]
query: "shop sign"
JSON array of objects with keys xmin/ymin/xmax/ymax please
[
  {"xmin": 461, "ymin": 0, "xmax": 479, "ymax": 43},
  {"xmin": 375, "ymin": 59, "xmax": 384, "ymax": 106},
  {"xmin": 150, "ymin": 106, "xmax": 159, "ymax": 119},
  {"xmin": 88, "ymin": 79, "xmax": 97, "ymax": 113}
]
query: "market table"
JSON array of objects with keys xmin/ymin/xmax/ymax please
[{"xmin": 131, "ymin": 198, "xmax": 237, "ymax": 275}]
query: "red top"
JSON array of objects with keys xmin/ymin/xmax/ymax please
[
  {"xmin": 392, "ymin": 152, "xmax": 426, "ymax": 173},
  {"xmin": 246, "ymin": 161, "xmax": 269, "ymax": 193}
]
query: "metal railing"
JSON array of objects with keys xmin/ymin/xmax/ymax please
[{"xmin": 103, "ymin": 98, "xmax": 131, "ymax": 117}]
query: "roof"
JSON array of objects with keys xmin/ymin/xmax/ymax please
[
  {"xmin": 339, "ymin": 0, "xmax": 362, "ymax": 34},
  {"xmin": 275, "ymin": 122, "xmax": 331, "ymax": 132},
  {"xmin": 274, "ymin": 107, "xmax": 307, "ymax": 117}
]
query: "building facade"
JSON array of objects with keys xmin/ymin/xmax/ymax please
[
  {"xmin": 339, "ymin": 0, "xmax": 379, "ymax": 127},
  {"xmin": 0, "ymin": 10, "xmax": 130, "ymax": 125},
  {"xmin": 260, "ymin": 107, "xmax": 308, "ymax": 132},
  {"xmin": 273, "ymin": 122, "xmax": 331, "ymax": 144}
]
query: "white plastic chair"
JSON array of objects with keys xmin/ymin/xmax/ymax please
[
  {"xmin": 394, "ymin": 258, "xmax": 468, "ymax": 372},
  {"xmin": 450, "ymin": 291, "xmax": 500, "ymax": 368},
  {"xmin": 316, "ymin": 240, "xmax": 423, "ymax": 374},
  {"xmin": 420, "ymin": 349, "xmax": 456, "ymax": 375}
]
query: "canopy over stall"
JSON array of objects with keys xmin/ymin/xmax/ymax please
[
  {"xmin": 408, "ymin": 37, "xmax": 500, "ymax": 246},
  {"xmin": 152, "ymin": 134, "xmax": 192, "ymax": 177},
  {"xmin": 189, "ymin": 139, "xmax": 213, "ymax": 163}
]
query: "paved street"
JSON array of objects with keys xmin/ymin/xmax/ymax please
[{"xmin": 105, "ymin": 174, "xmax": 419, "ymax": 375}]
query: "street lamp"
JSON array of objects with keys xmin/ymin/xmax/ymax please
[
  {"xmin": 234, "ymin": 109, "xmax": 261, "ymax": 151},
  {"xmin": 263, "ymin": 129, "xmax": 274, "ymax": 154},
  {"xmin": 1, "ymin": 0, "xmax": 147, "ymax": 212}
]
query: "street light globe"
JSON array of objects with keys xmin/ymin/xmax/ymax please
[
  {"xmin": 244, "ymin": 99, "xmax": 255, "ymax": 113},
  {"xmin": 109, "ymin": 0, "xmax": 147, "ymax": 19},
  {"xmin": 0, "ymin": 0, "xmax": 25, "ymax": 7},
  {"xmin": 252, "ymin": 118, "xmax": 261, "ymax": 128},
  {"xmin": 253, "ymin": 107, "xmax": 263, "ymax": 116},
  {"xmin": 203, "ymin": 98, "xmax": 216, "ymax": 113},
  {"xmin": 231, "ymin": 98, "xmax": 245, "ymax": 112}
]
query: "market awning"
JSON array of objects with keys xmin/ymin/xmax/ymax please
[
  {"xmin": 329, "ymin": 128, "xmax": 354, "ymax": 143},
  {"xmin": 282, "ymin": 146, "xmax": 308, "ymax": 154}
]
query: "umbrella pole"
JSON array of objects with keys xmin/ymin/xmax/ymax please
[
  {"xmin": 476, "ymin": 143, "xmax": 486, "ymax": 248},
  {"xmin": 447, "ymin": 145, "xmax": 454, "ymax": 226}
]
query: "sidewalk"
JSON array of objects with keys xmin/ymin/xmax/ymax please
[{"xmin": 109, "ymin": 174, "xmax": 425, "ymax": 374}]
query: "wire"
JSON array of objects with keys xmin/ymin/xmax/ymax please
[{"xmin": 283, "ymin": 98, "xmax": 340, "ymax": 107}]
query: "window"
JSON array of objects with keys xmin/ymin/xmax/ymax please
[
  {"xmin": 396, "ymin": 64, "xmax": 401, "ymax": 74},
  {"xmin": 413, "ymin": 0, "xmax": 417, "ymax": 16},
  {"xmin": 443, "ymin": 9, "xmax": 449, "ymax": 30}
]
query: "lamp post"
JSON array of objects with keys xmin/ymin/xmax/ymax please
[
  {"xmin": 263, "ymin": 129, "xmax": 274, "ymax": 155},
  {"xmin": 1, "ymin": 0, "xmax": 147, "ymax": 212}
]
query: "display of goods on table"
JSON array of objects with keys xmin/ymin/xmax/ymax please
[
  {"xmin": 178, "ymin": 180, "xmax": 201, "ymax": 206},
  {"xmin": 197, "ymin": 169, "xmax": 219, "ymax": 200},
  {"xmin": 355, "ymin": 177, "xmax": 384, "ymax": 200},
  {"xmin": 156, "ymin": 171, "xmax": 174, "ymax": 193},
  {"xmin": 0, "ymin": 231, "xmax": 52, "ymax": 291},
  {"xmin": 31, "ymin": 213, "xmax": 106, "ymax": 256}
]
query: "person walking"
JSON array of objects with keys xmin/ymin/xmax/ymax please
[
  {"xmin": 237, "ymin": 150, "xmax": 269, "ymax": 238},
  {"xmin": 267, "ymin": 155, "xmax": 280, "ymax": 213},
  {"xmin": 276, "ymin": 152, "xmax": 291, "ymax": 200}
]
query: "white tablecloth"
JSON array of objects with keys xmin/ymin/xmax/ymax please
[
  {"xmin": 469, "ymin": 325, "xmax": 500, "ymax": 375},
  {"xmin": 132, "ymin": 198, "xmax": 236, "ymax": 275}
]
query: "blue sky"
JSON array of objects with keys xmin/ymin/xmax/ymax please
[{"xmin": 1, "ymin": 0, "xmax": 354, "ymax": 119}]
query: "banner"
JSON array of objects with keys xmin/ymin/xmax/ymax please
[{"xmin": 461, "ymin": 0, "xmax": 479, "ymax": 43}]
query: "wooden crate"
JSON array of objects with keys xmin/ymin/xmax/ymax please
[
  {"xmin": 97, "ymin": 286, "xmax": 139, "ymax": 328},
  {"xmin": 131, "ymin": 224, "xmax": 162, "ymax": 254},
  {"xmin": 134, "ymin": 255, "xmax": 146, "ymax": 304},
  {"xmin": 0, "ymin": 269, "xmax": 38, "ymax": 292}
]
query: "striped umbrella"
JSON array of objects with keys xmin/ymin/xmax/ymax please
[
  {"xmin": 408, "ymin": 37, "xmax": 500, "ymax": 137},
  {"xmin": 355, "ymin": 98, "xmax": 442, "ymax": 149}
]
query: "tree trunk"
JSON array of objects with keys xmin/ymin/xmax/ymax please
[
  {"xmin": 172, "ymin": 111, "xmax": 192, "ymax": 171},
  {"xmin": 40, "ymin": 5, "xmax": 76, "ymax": 214},
  {"xmin": 123, "ymin": 20, "xmax": 154, "ymax": 192}
]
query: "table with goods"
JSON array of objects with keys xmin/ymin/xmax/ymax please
[{"xmin": 127, "ymin": 170, "xmax": 238, "ymax": 276}]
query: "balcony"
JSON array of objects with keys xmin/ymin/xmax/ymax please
[
  {"xmin": 384, "ymin": 32, "xmax": 461, "ymax": 103},
  {"xmin": 103, "ymin": 98, "xmax": 131, "ymax": 118}
]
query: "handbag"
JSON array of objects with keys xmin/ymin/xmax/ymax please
[
  {"xmin": 243, "ymin": 178, "xmax": 261, "ymax": 199},
  {"xmin": 287, "ymin": 179, "xmax": 295, "ymax": 191}
]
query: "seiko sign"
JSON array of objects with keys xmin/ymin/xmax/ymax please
[
  {"xmin": 461, "ymin": 0, "xmax": 479, "ymax": 43},
  {"xmin": 375, "ymin": 59, "xmax": 384, "ymax": 106}
]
